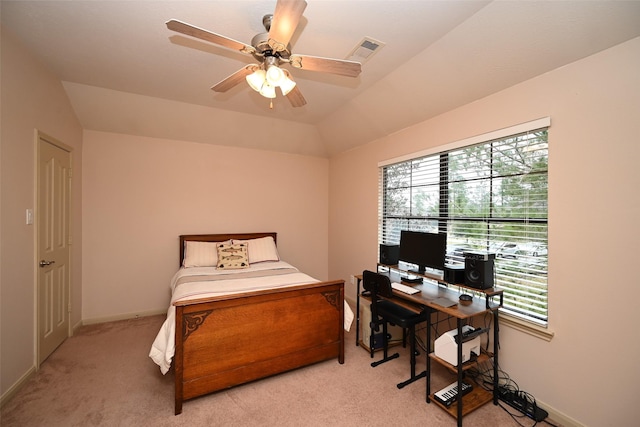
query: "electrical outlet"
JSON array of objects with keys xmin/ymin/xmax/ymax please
[{"xmin": 350, "ymin": 275, "xmax": 355, "ymax": 285}]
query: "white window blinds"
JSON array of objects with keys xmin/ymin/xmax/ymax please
[{"xmin": 379, "ymin": 123, "xmax": 549, "ymax": 325}]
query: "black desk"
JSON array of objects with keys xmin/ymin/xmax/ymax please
[{"xmin": 356, "ymin": 265, "xmax": 503, "ymax": 426}]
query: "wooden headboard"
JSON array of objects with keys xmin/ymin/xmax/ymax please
[{"xmin": 179, "ymin": 232, "xmax": 277, "ymax": 266}]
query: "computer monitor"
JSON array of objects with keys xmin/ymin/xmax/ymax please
[{"xmin": 398, "ymin": 230, "xmax": 447, "ymax": 274}]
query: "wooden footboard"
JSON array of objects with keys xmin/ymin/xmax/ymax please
[{"xmin": 174, "ymin": 279, "xmax": 345, "ymax": 415}]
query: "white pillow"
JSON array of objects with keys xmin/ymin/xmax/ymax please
[
  {"xmin": 233, "ymin": 236, "xmax": 280, "ymax": 264},
  {"xmin": 182, "ymin": 240, "xmax": 230, "ymax": 267}
]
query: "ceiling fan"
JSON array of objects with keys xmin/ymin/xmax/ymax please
[{"xmin": 166, "ymin": 0, "xmax": 362, "ymax": 108}]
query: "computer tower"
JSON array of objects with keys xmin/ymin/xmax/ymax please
[{"xmin": 360, "ymin": 303, "xmax": 403, "ymax": 351}]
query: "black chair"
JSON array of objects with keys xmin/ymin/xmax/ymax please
[{"xmin": 362, "ymin": 270, "xmax": 430, "ymax": 389}]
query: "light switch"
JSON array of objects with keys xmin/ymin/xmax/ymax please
[{"xmin": 26, "ymin": 209, "xmax": 33, "ymax": 225}]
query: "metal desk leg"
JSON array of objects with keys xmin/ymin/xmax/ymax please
[
  {"xmin": 355, "ymin": 276, "xmax": 361, "ymax": 346},
  {"xmin": 457, "ymin": 319, "xmax": 463, "ymax": 426},
  {"xmin": 493, "ymin": 309, "xmax": 500, "ymax": 405},
  {"xmin": 426, "ymin": 309, "xmax": 432, "ymax": 403}
]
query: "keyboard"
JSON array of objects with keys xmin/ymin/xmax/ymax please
[
  {"xmin": 434, "ymin": 380, "xmax": 473, "ymax": 407},
  {"xmin": 391, "ymin": 282, "xmax": 420, "ymax": 295}
]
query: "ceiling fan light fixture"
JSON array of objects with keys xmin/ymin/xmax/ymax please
[
  {"xmin": 259, "ymin": 83, "xmax": 277, "ymax": 99},
  {"xmin": 280, "ymin": 69, "xmax": 296, "ymax": 95},
  {"xmin": 265, "ymin": 64, "xmax": 286, "ymax": 87},
  {"xmin": 246, "ymin": 69, "xmax": 266, "ymax": 92},
  {"xmin": 279, "ymin": 77, "xmax": 296, "ymax": 96}
]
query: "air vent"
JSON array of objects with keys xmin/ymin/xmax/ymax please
[{"xmin": 346, "ymin": 37, "xmax": 384, "ymax": 63}]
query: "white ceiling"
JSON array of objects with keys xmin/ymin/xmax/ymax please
[{"xmin": 3, "ymin": 1, "xmax": 640, "ymax": 157}]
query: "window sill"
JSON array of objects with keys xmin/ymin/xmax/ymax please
[{"xmin": 499, "ymin": 311, "xmax": 554, "ymax": 341}]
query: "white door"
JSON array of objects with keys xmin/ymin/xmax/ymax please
[{"xmin": 37, "ymin": 134, "xmax": 71, "ymax": 364}]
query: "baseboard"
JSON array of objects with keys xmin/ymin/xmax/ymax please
[
  {"xmin": 535, "ymin": 399, "xmax": 585, "ymax": 427},
  {"xmin": 81, "ymin": 308, "xmax": 166, "ymax": 326},
  {"xmin": 0, "ymin": 366, "xmax": 36, "ymax": 409},
  {"xmin": 72, "ymin": 319, "xmax": 83, "ymax": 335}
]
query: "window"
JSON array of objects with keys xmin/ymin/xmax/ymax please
[{"xmin": 379, "ymin": 120, "xmax": 549, "ymax": 326}]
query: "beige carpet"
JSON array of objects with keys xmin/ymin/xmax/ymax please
[{"xmin": 1, "ymin": 315, "xmax": 546, "ymax": 426}]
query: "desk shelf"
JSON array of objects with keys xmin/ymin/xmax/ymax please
[
  {"xmin": 429, "ymin": 351, "xmax": 493, "ymax": 374},
  {"xmin": 428, "ymin": 350, "xmax": 494, "ymax": 419},
  {"xmin": 430, "ymin": 378, "xmax": 494, "ymax": 419}
]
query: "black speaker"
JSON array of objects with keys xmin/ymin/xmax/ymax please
[
  {"xmin": 444, "ymin": 264, "xmax": 465, "ymax": 285},
  {"xmin": 465, "ymin": 257, "xmax": 494, "ymax": 290},
  {"xmin": 379, "ymin": 244, "xmax": 400, "ymax": 265}
]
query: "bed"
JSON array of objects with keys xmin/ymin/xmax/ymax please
[{"xmin": 149, "ymin": 232, "xmax": 351, "ymax": 415}]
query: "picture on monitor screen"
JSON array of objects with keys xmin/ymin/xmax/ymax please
[{"xmin": 398, "ymin": 230, "xmax": 447, "ymax": 274}]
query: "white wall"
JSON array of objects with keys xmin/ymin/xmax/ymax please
[
  {"xmin": 81, "ymin": 131, "xmax": 330, "ymax": 322},
  {"xmin": 329, "ymin": 37, "xmax": 640, "ymax": 427},
  {"xmin": 0, "ymin": 28, "xmax": 83, "ymax": 398}
]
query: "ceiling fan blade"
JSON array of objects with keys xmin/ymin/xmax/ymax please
[
  {"xmin": 166, "ymin": 19, "xmax": 255, "ymax": 55},
  {"xmin": 289, "ymin": 54, "xmax": 361, "ymax": 77},
  {"xmin": 285, "ymin": 85, "xmax": 307, "ymax": 107},
  {"xmin": 268, "ymin": 0, "xmax": 307, "ymax": 52},
  {"xmin": 211, "ymin": 65, "xmax": 257, "ymax": 92}
]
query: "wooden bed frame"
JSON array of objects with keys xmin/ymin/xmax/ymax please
[{"xmin": 173, "ymin": 232, "xmax": 345, "ymax": 414}]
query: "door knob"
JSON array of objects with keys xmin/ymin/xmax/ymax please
[{"xmin": 39, "ymin": 260, "xmax": 55, "ymax": 267}]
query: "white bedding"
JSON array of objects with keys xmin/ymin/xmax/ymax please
[{"xmin": 149, "ymin": 261, "xmax": 354, "ymax": 374}]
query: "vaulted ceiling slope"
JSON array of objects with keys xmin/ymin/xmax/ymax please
[{"xmin": 3, "ymin": 1, "xmax": 640, "ymax": 157}]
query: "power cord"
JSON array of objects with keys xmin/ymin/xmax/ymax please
[{"xmin": 468, "ymin": 359, "xmax": 558, "ymax": 426}]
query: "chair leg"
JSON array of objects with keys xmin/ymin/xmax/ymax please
[
  {"xmin": 371, "ymin": 321, "xmax": 399, "ymax": 368},
  {"xmin": 382, "ymin": 322, "xmax": 388, "ymax": 359},
  {"xmin": 369, "ymin": 323, "xmax": 374, "ymax": 359}
]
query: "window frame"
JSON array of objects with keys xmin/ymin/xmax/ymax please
[{"xmin": 378, "ymin": 118, "xmax": 552, "ymax": 334}]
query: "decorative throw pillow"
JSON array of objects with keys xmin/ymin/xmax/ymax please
[
  {"xmin": 216, "ymin": 242, "xmax": 249, "ymax": 269},
  {"xmin": 232, "ymin": 236, "xmax": 280, "ymax": 264}
]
